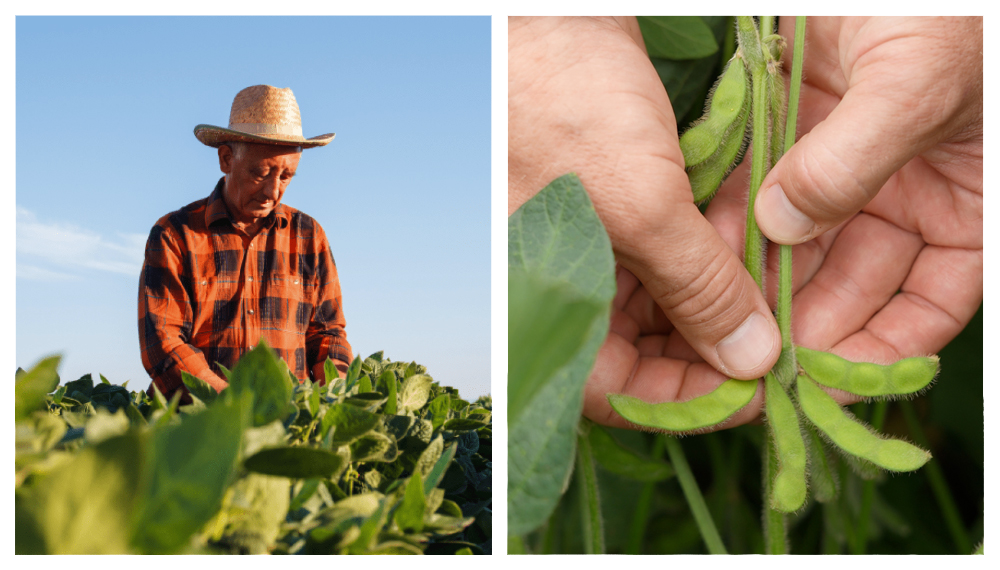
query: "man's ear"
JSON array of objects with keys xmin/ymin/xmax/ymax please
[{"xmin": 218, "ymin": 144, "xmax": 233, "ymax": 175}]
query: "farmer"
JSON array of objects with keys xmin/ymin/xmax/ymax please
[
  {"xmin": 138, "ymin": 85, "xmax": 352, "ymax": 402},
  {"xmin": 509, "ymin": 17, "xmax": 983, "ymax": 429}
]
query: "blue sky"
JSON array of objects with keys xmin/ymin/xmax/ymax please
[{"xmin": 15, "ymin": 16, "xmax": 492, "ymax": 399}]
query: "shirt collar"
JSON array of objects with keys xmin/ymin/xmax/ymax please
[{"xmin": 205, "ymin": 177, "xmax": 290, "ymax": 230}]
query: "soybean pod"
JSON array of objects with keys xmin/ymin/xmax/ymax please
[
  {"xmin": 796, "ymin": 375, "xmax": 931, "ymax": 472},
  {"xmin": 607, "ymin": 378, "xmax": 757, "ymax": 432},
  {"xmin": 796, "ymin": 347, "xmax": 939, "ymax": 398},
  {"xmin": 764, "ymin": 373, "xmax": 807, "ymax": 512},
  {"xmin": 680, "ymin": 52, "xmax": 752, "ymax": 202},
  {"xmin": 804, "ymin": 422, "xmax": 839, "ymax": 503}
]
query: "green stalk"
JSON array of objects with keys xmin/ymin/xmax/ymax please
[
  {"xmin": 626, "ymin": 435, "xmax": 666, "ymax": 554},
  {"xmin": 900, "ymin": 400, "xmax": 973, "ymax": 553},
  {"xmin": 852, "ymin": 400, "xmax": 888, "ymax": 554},
  {"xmin": 744, "ymin": 45, "xmax": 769, "ymax": 288},
  {"xmin": 576, "ymin": 426, "xmax": 605, "ymax": 554},
  {"xmin": 665, "ymin": 436, "xmax": 727, "ymax": 554},
  {"xmin": 762, "ymin": 435, "xmax": 788, "ymax": 554}
]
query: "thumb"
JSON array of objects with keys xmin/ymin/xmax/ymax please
[
  {"xmin": 616, "ymin": 200, "xmax": 781, "ymax": 380},
  {"xmin": 755, "ymin": 86, "xmax": 932, "ymax": 245}
]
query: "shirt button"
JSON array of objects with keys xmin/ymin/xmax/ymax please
[
  {"xmin": 248, "ymin": 309, "xmax": 254, "ymax": 315},
  {"xmin": 247, "ymin": 277, "xmax": 253, "ymax": 282},
  {"xmin": 200, "ymin": 280, "xmax": 206, "ymax": 285},
  {"xmin": 249, "ymin": 243, "xmax": 254, "ymax": 249}
]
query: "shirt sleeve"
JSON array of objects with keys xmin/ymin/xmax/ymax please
[
  {"xmin": 138, "ymin": 222, "xmax": 228, "ymax": 398},
  {"xmin": 306, "ymin": 222, "xmax": 353, "ymax": 374}
]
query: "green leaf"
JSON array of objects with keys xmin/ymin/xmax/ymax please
[
  {"xmin": 215, "ymin": 473, "xmax": 291, "ymax": 554},
  {"xmin": 394, "ymin": 472, "xmax": 426, "ymax": 533},
  {"xmin": 399, "ymin": 374, "xmax": 433, "ymax": 414},
  {"xmin": 638, "ymin": 16, "xmax": 719, "ymax": 60},
  {"xmin": 181, "ymin": 371, "xmax": 217, "ymax": 404},
  {"xmin": 428, "ymin": 394, "xmax": 451, "ymax": 430},
  {"xmin": 358, "ymin": 375, "xmax": 372, "ymax": 394},
  {"xmin": 509, "ymin": 272, "xmax": 602, "ymax": 423},
  {"xmin": 245, "ymin": 446, "xmax": 348, "ymax": 479},
  {"xmin": 349, "ymin": 432, "xmax": 398, "ymax": 463},
  {"xmin": 130, "ymin": 391, "xmax": 251, "ymax": 554},
  {"xmin": 228, "ymin": 340, "xmax": 293, "ymax": 427},
  {"xmin": 16, "ymin": 431, "xmax": 143, "ymax": 554},
  {"xmin": 15, "ymin": 356, "xmax": 61, "ymax": 422},
  {"xmin": 382, "ymin": 370, "xmax": 398, "ymax": 416},
  {"xmin": 588, "ymin": 423, "xmax": 675, "ymax": 482},
  {"xmin": 423, "ymin": 439, "xmax": 458, "ymax": 494},
  {"xmin": 507, "ymin": 173, "xmax": 615, "ymax": 536},
  {"xmin": 99, "ymin": 374, "xmax": 111, "ymax": 385},
  {"xmin": 322, "ymin": 403, "xmax": 380, "ymax": 445},
  {"xmin": 443, "ymin": 418, "xmax": 489, "ymax": 431}
]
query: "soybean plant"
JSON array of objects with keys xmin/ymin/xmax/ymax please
[{"xmin": 605, "ymin": 16, "xmax": 939, "ymax": 552}]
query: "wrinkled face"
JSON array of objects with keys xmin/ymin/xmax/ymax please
[{"xmin": 219, "ymin": 142, "xmax": 302, "ymax": 225}]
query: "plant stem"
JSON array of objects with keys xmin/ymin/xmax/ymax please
[
  {"xmin": 626, "ymin": 435, "xmax": 665, "ymax": 554},
  {"xmin": 576, "ymin": 424, "xmax": 605, "ymax": 554},
  {"xmin": 745, "ymin": 58, "xmax": 769, "ymax": 289},
  {"xmin": 852, "ymin": 400, "xmax": 887, "ymax": 554},
  {"xmin": 762, "ymin": 434, "xmax": 788, "ymax": 554},
  {"xmin": 664, "ymin": 436, "xmax": 728, "ymax": 554},
  {"xmin": 900, "ymin": 400, "xmax": 973, "ymax": 553}
]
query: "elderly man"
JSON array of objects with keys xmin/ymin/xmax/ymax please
[{"xmin": 138, "ymin": 85, "xmax": 352, "ymax": 401}]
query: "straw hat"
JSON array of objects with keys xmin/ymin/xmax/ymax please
[{"xmin": 194, "ymin": 85, "xmax": 334, "ymax": 148}]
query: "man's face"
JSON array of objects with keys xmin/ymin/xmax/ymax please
[{"xmin": 219, "ymin": 142, "xmax": 302, "ymax": 225}]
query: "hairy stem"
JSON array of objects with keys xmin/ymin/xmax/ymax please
[
  {"xmin": 763, "ymin": 435, "xmax": 788, "ymax": 554},
  {"xmin": 852, "ymin": 400, "xmax": 887, "ymax": 554},
  {"xmin": 576, "ymin": 424, "xmax": 605, "ymax": 554},
  {"xmin": 665, "ymin": 436, "xmax": 727, "ymax": 554}
]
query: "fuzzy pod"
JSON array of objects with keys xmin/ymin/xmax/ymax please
[
  {"xmin": 607, "ymin": 378, "xmax": 756, "ymax": 432},
  {"xmin": 795, "ymin": 347, "xmax": 939, "ymax": 398},
  {"xmin": 764, "ymin": 373, "xmax": 807, "ymax": 512},
  {"xmin": 680, "ymin": 52, "xmax": 751, "ymax": 169},
  {"xmin": 804, "ymin": 422, "xmax": 839, "ymax": 503},
  {"xmin": 796, "ymin": 374, "xmax": 931, "ymax": 472}
]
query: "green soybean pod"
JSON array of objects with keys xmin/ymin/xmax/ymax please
[
  {"xmin": 686, "ymin": 102, "xmax": 749, "ymax": 202},
  {"xmin": 680, "ymin": 52, "xmax": 750, "ymax": 168},
  {"xmin": 804, "ymin": 422, "xmax": 839, "ymax": 503},
  {"xmin": 764, "ymin": 373, "xmax": 807, "ymax": 512},
  {"xmin": 796, "ymin": 346, "xmax": 939, "ymax": 398},
  {"xmin": 607, "ymin": 378, "xmax": 757, "ymax": 432},
  {"xmin": 796, "ymin": 375, "xmax": 931, "ymax": 472}
]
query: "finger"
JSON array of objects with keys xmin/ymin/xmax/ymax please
[
  {"xmin": 635, "ymin": 329, "xmax": 703, "ymax": 362},
  {"xmin": 755, "ymin": 79, "xmax": 946, "ymax": 245},
  {"xmin": 833, "ymin": 244, "xmax": 982, "ymax": 361},
  {"xmin": 616, "ymin": 192, "xmax": 782, "ymax": 380},
  {"xmin": 790, "ymin": 212, "xmax": 923, "ymax": 350},
  {"xmin": 583, "ymin": 332, "xmax": 764, "ymax": 431}
]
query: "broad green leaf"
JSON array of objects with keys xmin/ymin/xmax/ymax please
[
  {"xmin": 415, "ymin": 436, "xmax": 444, "ymax": 481},
  {"xmin": 587, "ymin": 422, "xmax": 675, "ymax": 482},
  {"xmin": 130, "ymin": 391, "xmax": 251, "ymax": 554},
  {"xmin": 215, "ymin": 473, "xmax": 290, "ymax": 554},
  {"xmin": 348, "ymin": 495, "xmax": 390, "ymax": 554},
  {"xmin": 394, "ymin": 472, "xmax": 426, "ymax": 533},
  {"xmin": 15, "ymin": 356, "xmax": 60, "ymax": 422},
  {"xmin": 308, "ymin": 384, "xmax": 321, "ymax": 418},
  {"xmin": 181, "ymin": 371, "xmax": 217, "ymax": 404},
  {"xmin": 245, "ymin": 446, "xmax": 347, "ymax": 479},
  {"xmin": 228, "ymin": 340, "xmax": 293, "ymax": 427},
  {"xmin": 382, "ymin": 370, "xmax": 398, "ymax": 415},
  {"xmin": 99, "ymin": 374, "xmax": 111, "ymax": 385},
  {"xmin": 358, "ymin": 375, "xmax": 372, "ymax": 393},
  {"xmin": 16, "ymin": 431, "xmax": 143, "ymax": 554},
  {"xmin": 508, "ymin": 272, "xmax": 603, "ymax": 423},
  {"xmin": 423, "ymin": 439, "xmax": 458, "ymax": 494},
  {"xmin": 638, "ymin": 16, "xmax": 719, "ymax": 60},
  {"xmin": 428, "ymin": 394, "xmax": 451, "ymax": 430},
  {"xmin": 290, "ymin": 478, "xmax": 322, "ymax": 511},
  {"xmin": 507, "ymin": 173, "xmax": 615, "ymax": 536},
  {"xmin": 322, "ymin": 403, "xmax": 380, "ymax": 445},
  {"xmin": 349, "ymin": 432, "xmax": 398, "ymax": 463},
  {"xmin": 399, "ymin": 374, "xmax": 433, "ymax": 414},
  {"xmin": 443, "ymin": 418, "xmax": 490, "ymax": 431}
]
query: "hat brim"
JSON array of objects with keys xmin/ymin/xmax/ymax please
[{"xmin": 194, "ymin": 124, "xmax": 334, "ymax": 148}]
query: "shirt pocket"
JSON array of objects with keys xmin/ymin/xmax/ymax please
[
  {"xmin": 190, "ymin": 275, "xmax": 238, "ymax": 345},
  {"xmin": 264, "ymin": 272, "xmax": 311, "ymax": 333}
]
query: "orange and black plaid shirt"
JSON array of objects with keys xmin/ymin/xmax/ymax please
[{"xmin": 138, "ymin": 177, "xmax": 352, "ymax": 400}]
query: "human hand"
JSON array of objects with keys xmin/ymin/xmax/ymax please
[
  {"xmin": 707, "ymin": 17, "xmax": 982, "ymax": 407},
  {"xmin": 509, "ymin": 16, "xmax": 780, "ymax": 429}
]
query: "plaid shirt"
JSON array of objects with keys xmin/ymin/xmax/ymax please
[{"xmin": 138, "ymin": 177, "xmax": 352, "ymax": 400}]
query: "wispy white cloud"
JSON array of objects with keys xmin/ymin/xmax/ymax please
[{"xmin": 17, "ymin": 206, "xmax": 147, "ymax": 280}]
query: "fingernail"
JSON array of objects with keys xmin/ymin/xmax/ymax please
[
  {"xmin": 758, "ymin": 183, "xmax": 814, "ymax": 243},
  {"xmin": 716, "ymin": 312, "xmax": 775, "ymax": 374}
]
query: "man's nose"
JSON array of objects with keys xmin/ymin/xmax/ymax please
[{"xmin": 263, "ymin": 176, "xmax": 281, "ymax": 200}]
